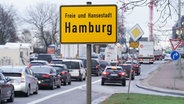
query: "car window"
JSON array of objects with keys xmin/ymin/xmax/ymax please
[
  {"xmin": 92, "ymin": 60, "xmax": 98, "ymax": 67},
  {"xmin": 30, "ymin": 62, "xmax": 46, "ymax": 66},
  {"xmin": 106, "ymin": 68, "xmax": 122, "ymax": 71},
  {"xmin": 62, "ymin": 61, "xmax": 80, "ymax": 69},
  {"xmin": 52, "ymin": 66, "xmax": 65, "ymax": 73},
  {"xmin": 31, "ymin": 67, "xmax": 51, "ymax": 74},
  {"xmin": 51, "ymin": 60, "xmax": 62, "ymax": 64}
]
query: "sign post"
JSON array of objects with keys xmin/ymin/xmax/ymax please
[
  {"xmin": 60, "ymin": 3, "xmax": 117, "ymax": 104},
  {"xmin": 127, "ymin": 24, "xmax": 144, "ymax": 99}
]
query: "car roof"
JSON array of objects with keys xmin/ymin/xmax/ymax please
[
  {"xmin": 49, "ymin": 64, "xmax": 66, "ymax": 67},
  {"xmin": 0, "ymin": 65, "xmax": 27, "ymax": 68},
  {"xmin": 62, "ymin": 59, "xmax": 82, "ymax": 62},
  {"xmin": 31, "ymin": 60, "xmax": 49, "ymax": 62}
]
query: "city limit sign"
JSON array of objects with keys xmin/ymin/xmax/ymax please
[{"xmin": 60, "ymin": 5, "xmax": 117, "ymax": 43}]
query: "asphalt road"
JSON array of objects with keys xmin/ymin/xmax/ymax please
[{"xmin": 9, "ymin": 60, "xmax": 171, "ymax": 104}]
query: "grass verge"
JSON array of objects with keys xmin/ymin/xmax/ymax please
[{"xmin": 100, "ymin": 93, "xmax": 184, "ymax": 104}]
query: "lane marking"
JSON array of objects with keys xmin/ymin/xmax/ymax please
[{"xmin": 27, "ymin": 79, "xmax": 101, "ymax": 104}]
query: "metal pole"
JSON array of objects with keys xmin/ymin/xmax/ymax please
[
  {"xmin": 178, "ymin": 0, "xmax": 183, "ymax": 78},
  {"xmin": 127, "ymin": 48, "xmax": 134, "ymax": 99},
  {"xmin": 86, "ymin": 2, "xmax": 92, "ymax": 104}
]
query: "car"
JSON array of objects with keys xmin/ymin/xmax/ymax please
[
  {"xmin": 124, "ymin": 60, "xmax": 141, "ymax": 75},
  {"xmin": 29, "ymin": 60, "xmax": 49, "ymax": 67},
  {"xmin": 109, "ymin": 61, "xmax": 119, "ymax": 66},
  {"xmin": 62, "ymin": 59, "xmax": 86, "ymax": 81},
  {"xmin": 30, "ymin": 65, "xmax": 61, "ymax": 90},
  {"xmin": 0, "ymin": 72, "xmax": 14, "ymax": 103},
  {"xmin": 83, "ymin": 58, "xmax": 103, "ymax": 76},
  {"xmin": 37, "ymin": 53, "xmax": 57, "ymax": 63},
  {"xmin": 50, "ymin": 58, "xmax": 63, "ymax": 64},
  {"xmin": 99, "ymin": 60, "xmax": 110, "ymax": 71},
  {"xmin": 49, "ymin": 64, "xmax": 71, "ymax": 85},
  {"xmin": 101, "ymin": 66, "xmax": 126, "ymax": 86},
  {"xmin": 164, "ymin": 53, "xmax": 172, "ymax": 62},
  {"xmin": 0, "ymin": 66, "xmax": 38, "ymax": 97},
  {"xmin": 119, "ymin": 64, "xmax": 135, "ymax": 80}
]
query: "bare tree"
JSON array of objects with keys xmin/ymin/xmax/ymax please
[
  {"xmin": 24, "ymin": 2, "xmax": 59, "ymax": 48},
  {"xmin": 0, "ymin": 4, "xmax": 18, "ymax": 45},
  {"xmin": 19, "ymin": 29, "xmax": 32, "ymax": 43},
  {"xmin": 120, "ymin": 0, "xmax": 180, "ymax": 27}
]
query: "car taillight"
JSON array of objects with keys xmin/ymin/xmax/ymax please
[
  {"xmin": 61, "ymin": 71, "xmax": 67, "ymax": 75},
  {"xmin": 96, "ymin": 65, "xmax": 99, "ymax": 69},
  {"xmin": 102, "ymin": 71, "xmax": 109, "ymax": 75},
  {"xmin": 119, "ymin": 72, "xmax": 126, "ymax": 76},
  {"xmin": 42, "ymin": 74, "xmax": 50, "ymax": 78},
  {"xmin": 21, "ymin": 73, "xmax": 25, "ymax": 82},
  {"xmin": 133, "ymin": 64, "xmax": 138, "ymax": 68},
  {"xmin": 28, "ymin": 64, "xmax": 31, "ymax": 68}
]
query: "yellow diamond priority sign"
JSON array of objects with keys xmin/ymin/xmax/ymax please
[{"xmin": 128, "ymin": 24, "xmax": 144, "ymax": 41}]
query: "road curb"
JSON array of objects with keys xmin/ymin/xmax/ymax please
[{"xmin": 136, "ymin": 79, "xmax": 184, "ymax": 96}]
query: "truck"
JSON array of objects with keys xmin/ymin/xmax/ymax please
[
  {"xmin": 138, "ymin": 41, "xmax": 154, "ymax": 64},
  {"xmin": 154, "ymin": 46, "xmax": 163, "ymax": 60},
  {"xmin": 60, "ymin": 44, "xmax": 86, "ymax": 59},
  {"xmin": 104, "ymin": 43, "xmax": 125, "ymax": 64},
  {"xmin": 0, "ymin": 43, "xmax": 32, "ymax": 66}
]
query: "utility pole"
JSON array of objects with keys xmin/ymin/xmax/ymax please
[
  {"xmin": 149, "ymin": 0, "xmax": 154, "ymax": 42},
  {"xmin": 178, "ymin": 0, "xmax": 183, "ymax": 78}
]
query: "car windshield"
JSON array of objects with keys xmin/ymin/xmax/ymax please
[
  {"xmin": 62, "ymin": 61, "xmax": 80, "ymax": 69},
  {"xmin": 30, "ymin": 62, "xmax": 46, "ymax": 66},
  {"xmin": 106, "ymin": 68, "xmax": 122, "ymax": 71},
  {"xmin": 51, "ymin": 60, "xmax": 62, "ymax": 64},
  {"xmin": 121, "ymin": 65, "xmax": 131, "ymax": 69},
  {"xmin": 52, "ymin": 66, "xmax": 65, "ymax": 73},
  {"xmin": 31, "ymin": 67, "xmax": 51, "ymax": 73}
]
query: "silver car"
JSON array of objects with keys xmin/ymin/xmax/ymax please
[{"xmin": 0, "ymin": 66, "xmax": 38, "ymax": 97}]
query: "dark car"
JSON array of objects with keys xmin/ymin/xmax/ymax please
[
  {"xmin": 124, "ymin": 60, "xmax": 141, "ymax": 75},
  {"xmin": 99, "ymin": 60, "xmax": 110, "ymax": 71},
  {"xmin": 30, "ymin": 65, "xmax": 61, "ymax": 90},
  {"xmin": 37, "ymin": 54, "xmax": 57, "ymax": 63},
  {"xmin": 101, "ymin": 66, "xmax": 126, "ymax": 86},
  {"xmin": 119, "ymin": 64, "xmax": 135, "ymax": 80},
  {"xmin": 0, "ymin": 73, "xmax": 14, "ymax": 103},
  {"xmin": 29, "ymin": 60, "xmax": 49, "ymax": 67},
  {"xmin": 50, "ymin": 64, "xmax": 71, "ymax": 85},
  {"xmin": 83, "ymin": 58, "xmax": 103, "ymax": 76}
]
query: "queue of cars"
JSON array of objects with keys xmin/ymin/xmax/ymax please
[{"xmin": 0, "ymin": 52, "xmax": 142, "ymax": 103}]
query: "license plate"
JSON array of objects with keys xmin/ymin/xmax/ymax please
[{"xmin": 110, "ymin": 74, "xmax": 118, "ymax": 76}]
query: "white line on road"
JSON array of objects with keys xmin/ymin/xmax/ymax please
[{"xmin": 27, "ymin": 79, "xmax": 101, "ymax": 104}]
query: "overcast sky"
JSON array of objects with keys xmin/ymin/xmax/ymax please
[{"xmin": 0, "ymin": 0, "xmax": 177, "ymax": 38}]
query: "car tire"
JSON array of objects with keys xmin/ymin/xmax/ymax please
[
  {"xmin": 7, "ymin": 90, "xmax": 14, "ymax": 102},
  {"xmin": 79, "ymin": 74, "xmax": 83, "ymax": 81},
  {"xmin": 68, "ymin": 81, "xmax": 71, "ymax": 85},
  {"xmin": 122, "ymin": 80, "xmax": 126, "ymax": 86},
  {"xmin": 33, "ymin": 84, "xmax": 39, "ymax": 94},
  {"xmin": 25, "ymin": 86, "xmax": 30, "ymax": 97},
  {"xmin": 63, "ymin": 81, "xmax": 67, "ymax": 85},
  {"xmin": 101, "ymin": 80, "xmax": 104, "ymax": 85},
  {"xmin": 57, "ymin": 80, "xmax": 61, "ymax": 88},
  {"xmin": 50, "ymin": 81, "xmax": 55, "ymax": 90}
]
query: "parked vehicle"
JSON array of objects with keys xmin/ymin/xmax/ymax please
[
  {"xmin": 101, "ymin": 66, "xmax": 126, "ymax": 86},
  {"xmin": 30, "ymin": 53, "xmax": 38, "ymax": 61},
  {"xmin": 29, "ymin": 60, "xmax": 49, "ymax": 67},
  {"xmin": 0, "ymin": 73, "xmax": 14, "ymax": 103},
  {"xmin": 37, "ymin": 53, "xmax": 57, "ymax": 63},
  {"xmin": 62, "ymin": 59, "xmax": 86, "ymax": 81},
  {"xmin": 50, "ymin": 64, "xmax": 71, "ymax": 85},
  {"xmin": 119, "ymin": 64, "xmax": 135, "ymax": 80},
  {"xmin": 0, "ymin": 66, "xmax": 38, "ymax": 97},
  {"xmin": 30, "ymin": 65, "xmax": 61, "ymax": 90},
  {"xmin": 124, "ymin": 60, "xmax": 141, "ymax": 75}
]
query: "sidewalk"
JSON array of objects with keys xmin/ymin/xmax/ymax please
[{"xmin": 137, "ymin": 61, "xmax": 184, "ymax": 96}]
